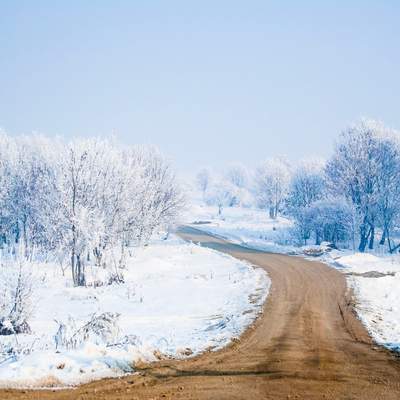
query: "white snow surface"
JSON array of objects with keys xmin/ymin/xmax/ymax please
[
  {"xmin": 0, "ymin": 236, "xmax": 270, "ymax": 388},
  {"xmin": 332, "ymin": 252, "xmax": 400, "ymax": 352}
]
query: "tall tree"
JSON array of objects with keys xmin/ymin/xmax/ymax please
[
  {"xmin": 255, "ymin": 157, "xmax": 291, "ymax": 219},
  {"xmin": 326, "ymin": 119, "xmax": 398, "ymax": 252}
]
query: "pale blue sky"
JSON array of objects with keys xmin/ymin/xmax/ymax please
[{"xmin": 1, "ymin": 1, "xmax": 399, "ymax": 170}]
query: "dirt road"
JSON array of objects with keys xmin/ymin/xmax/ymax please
[{"xmin": 1, "ymin": 226, "xmax": 400, "ymax": 399}]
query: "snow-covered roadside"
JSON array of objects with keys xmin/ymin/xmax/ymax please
[
  {"xmin": 186, "ymin": 205, "xmax": 400, "ymax": 354},
  {"xmin": 331, "ymin": 253, "xmax": 400, "ymax": 352},
  {"xmin": 187, "ymin": 204, "xmax": 296, "ymax": 254},
  {"xmin": 0, "ymin": 236, "xmax": 270, "ymax": 388}
]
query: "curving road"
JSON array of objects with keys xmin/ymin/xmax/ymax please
[{"xmin": 1, "ymin": 226, "xmax": 400, "ymax": 399}]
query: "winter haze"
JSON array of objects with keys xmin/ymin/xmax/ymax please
[{"xmin": 1, "ymin": 1, "xmax": 400, "ymax": 169}]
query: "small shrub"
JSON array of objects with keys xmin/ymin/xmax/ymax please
[
  {"xmin": 0, "ymin": 264, "xmax": 34, "ymax": 335},
  {"xmin": 108, "ymin": 272, "xmax": 125, "ymax": 285},
  {"xmin": 54, "ymin": 312, "xmax": 120, "ymax": 350}
]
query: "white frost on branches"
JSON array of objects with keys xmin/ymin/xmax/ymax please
[
  {"xmin": 255, "ymin": 157, "xmax": 291, "ymax": 219},
  {"xmin": 0, "ymin": 264, "xmax": 34, "ymax": 335},
  {"xmin": 0, "ymin": 134, "xmax": 184, "ymax": 287}
]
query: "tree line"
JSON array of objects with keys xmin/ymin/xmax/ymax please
[
  {"xmin": 197, "ymin": 119, "xmax": 400, "ymax": 252},
  {"xmin": 0, "ymin": 133, "xmax": 183, "ymax": 286}
]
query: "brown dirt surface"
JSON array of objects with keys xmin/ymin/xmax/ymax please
[{"xmin": 1, "ymin": 226, "xmax": 399, "ymax": 399}]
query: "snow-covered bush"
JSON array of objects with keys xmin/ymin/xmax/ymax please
[
  {"xmin": 54, "ymin": 312, "xmax": 120, "ymax": 350},
  {"xmin": 308, "ymin": 199, "xmax": 354, "ymax": 246},
  {"xmin": 107, "ymin": 271, "xmax": 125, "ymax": 286},
  {"xmin": 291, "ymin": 199, "xmax": 353, "ymax": 247},
  {"xmin": 0, "ymin": 264, "xmax": 34, "ymax": 335},
  {"xmin": 0, "ymin": 338, "xmax": 38, "ymax": 365},
  {"xmin": 293, "ymin": 199, "xmax": 354, "ymax": 246}
]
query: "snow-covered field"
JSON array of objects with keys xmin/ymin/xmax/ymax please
[
  {"xmin": 186, "ymin": 204, "xmax": 295, "ymax": 254},
  {"xmin": 332, "ymin": 253, "xmax": 400, "ymax": 352},
  {"xmin": 186, "ymin": 204, "xmax": 400, "ymax": 354},
  {"xmin": 0, "ymin": 236, "xmax": 269, "ymax": 388}
]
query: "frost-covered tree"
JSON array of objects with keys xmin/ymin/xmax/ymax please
[
  {"xmin": 224, "ymin": 164, "xmax": 254, "ymax": 207},
  {"xmin": 54, "ymin": 141, "xmax": 184, "ymax": 285},
  {"xmin": 255, "ymin": 157, "xmax": 291, "ymax": 219},
  {"xmin": 286, "ymin": 159, "xmax": 325, "ymax": 212},
  {"xmin": 196, "ymin": 168, "xmax": 212, "ymax": 199},
  {"xmin": 326, "ymin": 119, "xmax": 400, "ymax": 252},
  {"xmin": 291, "ymin": 198, "xmax": 353, "ymax": 247},
  {"xmin": 308, "ymin": 199, "xmax": 353, "ymax": 246},
  {"xmin": 0, "ymin": 135, "xmax": 58, "ymax": 258},
  {"xmin": 0, "ymin": 133, "xmax": 183, "ymax": 286},
  {"xmin": 374, "ymin": 133, "xmax": 400, "ymax": 251},
  {"xmin": 225, "ymin": 163, "xmax": 250, "ymax": 189},
  {"xmin": 205, "ymin": 180, "xmax": 237, "ymax": 216},
  {"xmin": 126, "ymin": 146, "xmax": 184, "ymax": 247},
  {"xmin": 54, "ymin": 139, "xmax": 114, "ymax": 286}
]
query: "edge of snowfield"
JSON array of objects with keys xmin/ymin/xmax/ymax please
[
  {"xmin": 0, "ymin": 236, "xmax": 270, "ymax": 389},
  {"xmin": 327, "ymin": 253, "xmax": 400, "ymax": 353}
]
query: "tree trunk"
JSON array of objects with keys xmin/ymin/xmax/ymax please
[
  {"xmin": 368, "ymin": 225, "xmax": 375, "ymax": 250},
  {"xmin": 71, "ymin": 235, "xmax": 85, "ymax": 286},
  {"xmin": 94, "ymin": 247, "xmax": 102, "ymax": 267},
  {"xmin": 358, "ymin": 224, "xmax": 368, "ymax": 252},
  {"xmin": 389, "ymin": 242, "xmax": 400, "ymax": 254},
  {"xmin": 71, "ymin": 250, "xmax": 76, "ymax": 285},
  {"xmin": 379, "ymin": 228, "xmax": 386, "ymax": 245},
  {"xmin": 71, "ymin": 222, "xmax": 77, "ymax": 285},
  {"xmin": 75, "ymin": 254, "xmax": 85, "ymax": 286},
  {"xmin": 315, "ymin": 230, "xmax": 321, "ymax": 245},
  {"xmin": 387, "ymin": 234, "xmax": 393, "ymax": 253},
  {"xmin": 119, "ymin": 241, "xmax": 126, "ymax": 269},
  {"xmin": 269, "ymin": 207, "xmax": 276, "ymax": 219},
  {"xmin": 76, "ymin": 255, "xmax": 81, "ymax": 286},
  {"xmin": 22, "ymin": 216, "xmax": 29, "ymax": 259}
]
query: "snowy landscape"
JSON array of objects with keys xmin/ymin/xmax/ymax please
[
  {"xmin": 186, "ymin": 204, "xmax": 400, "ymax": 354},
  {"xmin": 186, "ymin": 120, "xmax": 400, "ymax": 356},
  {"xmin": 0, "ymin": 133, "xmax": 274, "ymax": 389},
  {"xmin": 2, "ymin": 3, "xmax": 400, "ymax": 398},
  {"xmin": 0, "ymin": 119, "xmax": 400, "ymax": 390},
  {"xmin": 0, "ymin": 236, "xmax": 268, "ymax": 388}
]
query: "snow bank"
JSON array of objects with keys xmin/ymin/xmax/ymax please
[
  {"xmin": 333, "ymin": 253, "xmax": 400, "ymax": 352},
  {"xmin": 0, "ymin": 236, "xmax": 270, "ymax": 388}
]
